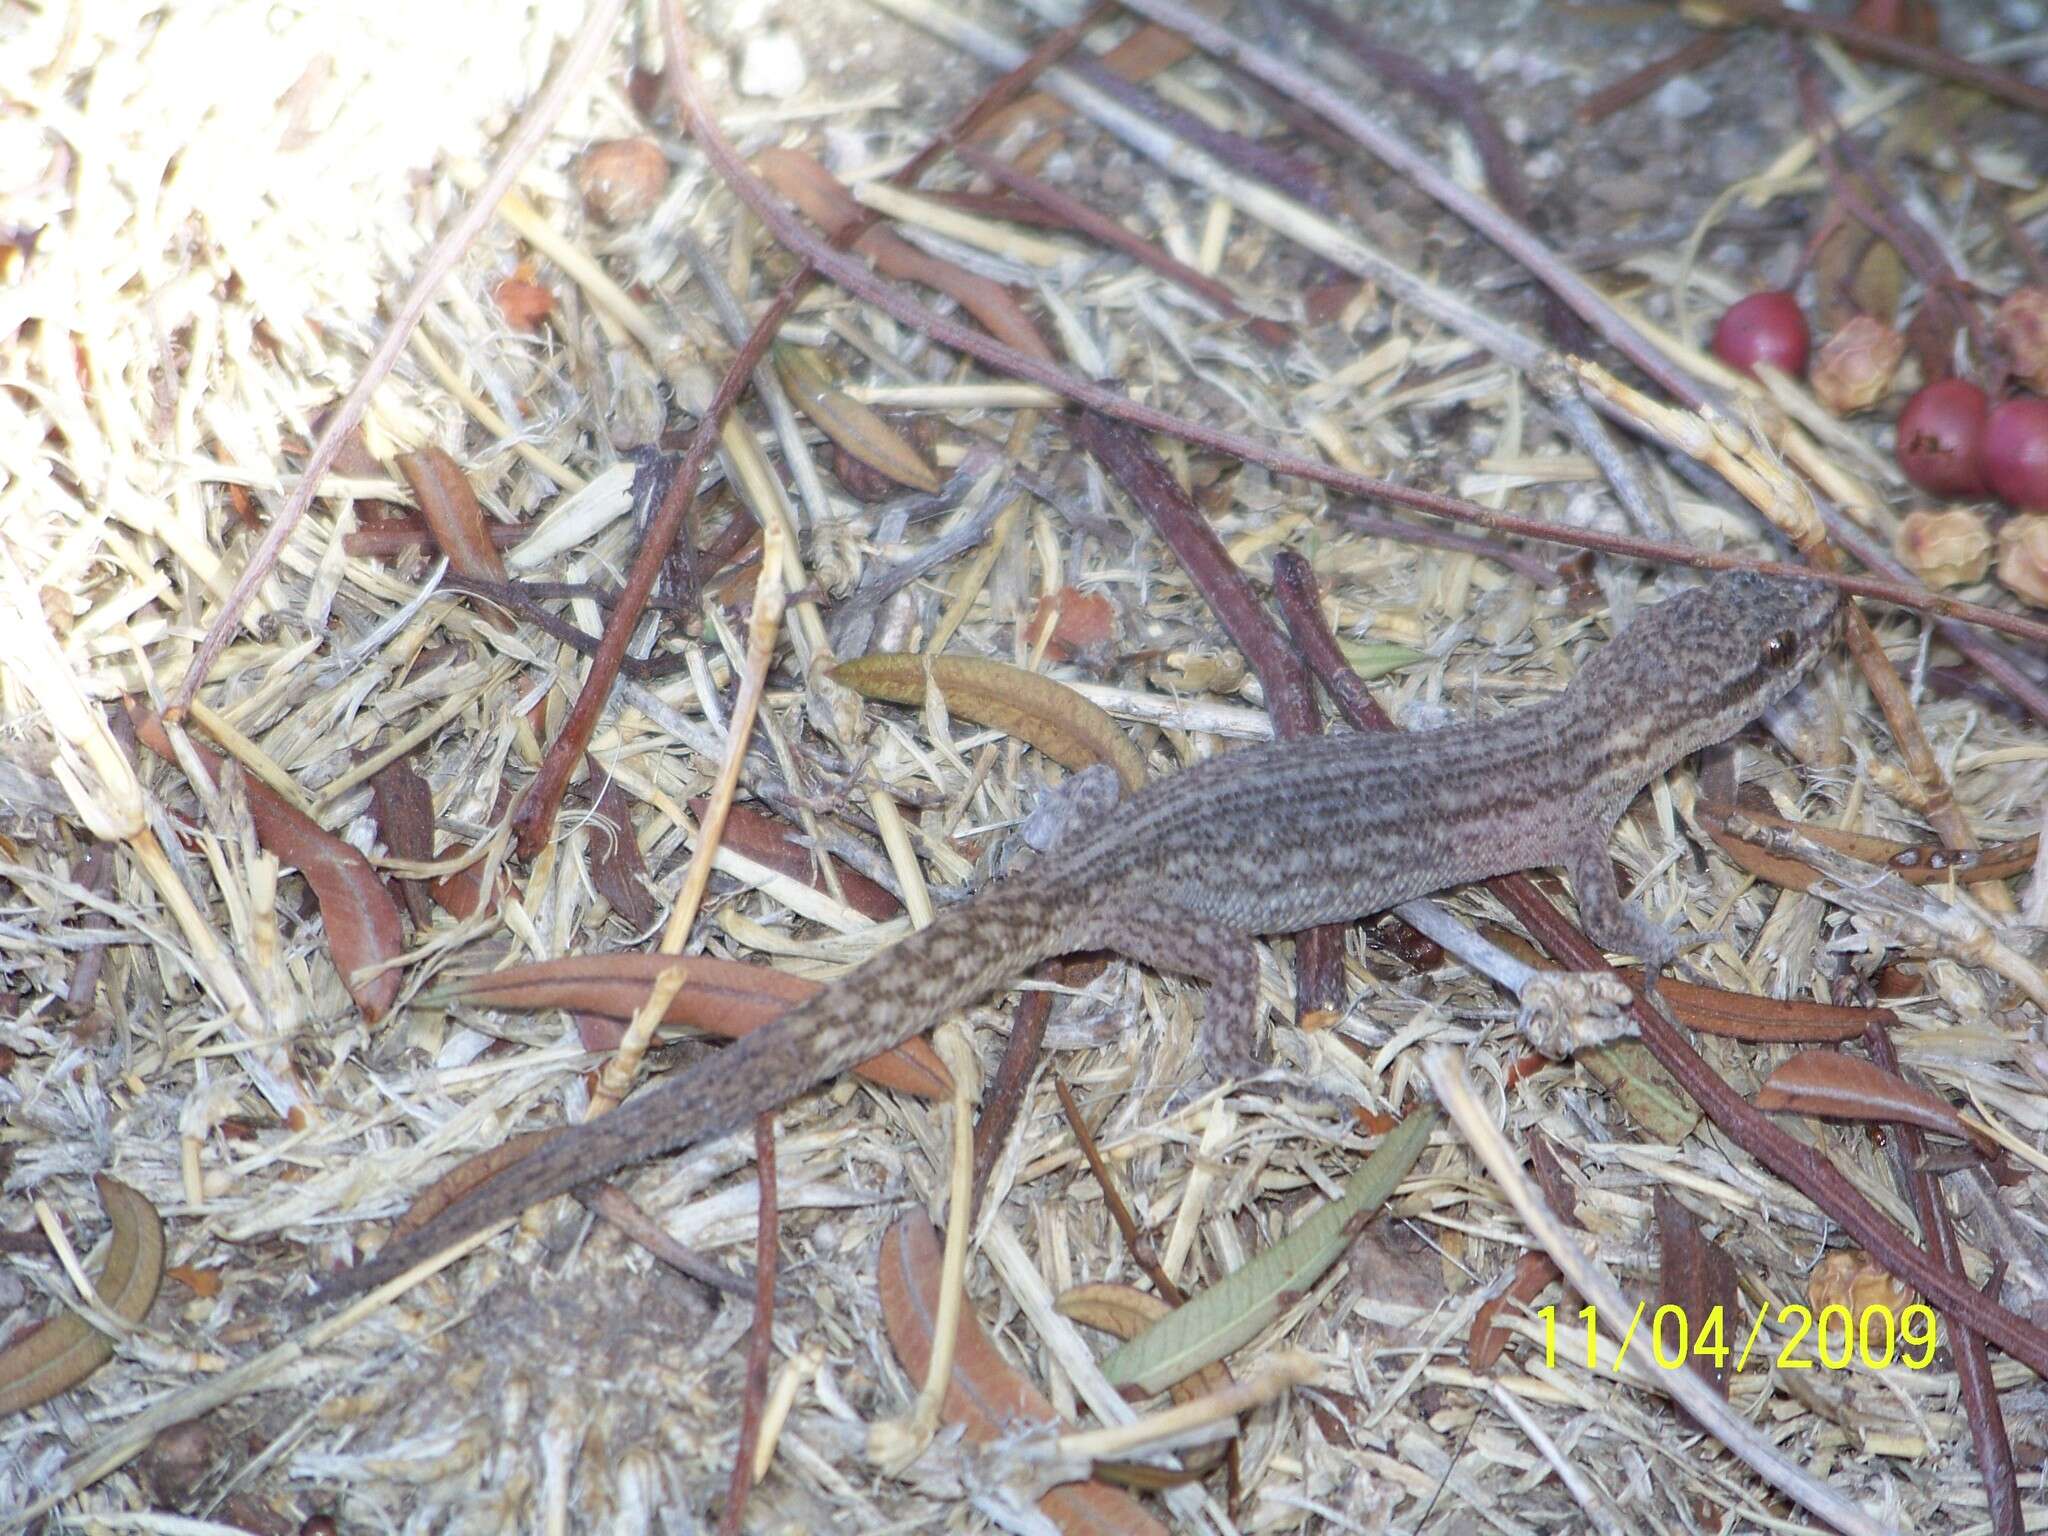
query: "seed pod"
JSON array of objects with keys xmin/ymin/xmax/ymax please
[
  {"xmin": 1810, "ymin": 315, "xmax": 1905, "ymax": 415},
  {"xmin": 1997, "ymin": 515, "xmax": 2048, "ymax": 607},
  {"xmin": 1894, "ymin": 508, "xmax": 1992, "ymax": 589}
]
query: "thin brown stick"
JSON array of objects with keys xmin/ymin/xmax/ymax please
[
  {"xmin": 718, "ymin": 1113, "xmax": 780, "ymax": 1536},
  {"xmin": 970, "ymin": 983, "xmax": 1054, "ymax": 1218},
  {"xmin": 1577, "ymin": 30, "xmax": 1735, "ymax": 125},
  {"xmin": 1053, "ymin": 1076, "xmax": 1183, "ymax": 1305},
  {"xmin": 177, "ymin": 0, "xmax": 628, "ymax": 709},
  {"xmin": 1266, "ymin": 551, "xmax": 2048, "ymax": 1381},
  {"xmin": 1293, "ymin": 1, "xmax": 1530, "ymax": 220},
  {"xmin": 1336, "ymin": 506, "xmax": 1563, "ymax": 587},
  {"xmin": 1863, "ymin": 1025, "xmax": 2021, "ymax": 1536},
  {"xmin": 951, "ymin": 142, "xmax": 1292, "ymax": 348}
]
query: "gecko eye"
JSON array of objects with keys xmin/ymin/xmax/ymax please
[{"xmin": 1759, "ymin": 629, "xmax": 1799, "ymax": 669}]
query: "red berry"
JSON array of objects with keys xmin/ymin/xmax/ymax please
[
  {"xmin": 1896, "ymin": 380, "xmax": 1989, "ymax": 498},
  {"xmin": 1712, "ymin": 291, "xmax": 1810, "ymax": 378},
  {"xmin": 1983, "ymin": 397, "xmax": 2048, "ymax": 512}
]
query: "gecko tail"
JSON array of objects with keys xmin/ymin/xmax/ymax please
[{"xmin": 317, "ymin": 880, "xmax": 1079, "ymax": 1302}]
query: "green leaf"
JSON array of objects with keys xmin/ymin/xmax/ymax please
[
  {"xmin": 1336, "ymin": 639, "xmax": 1427, "ymax": 680},
  {"xmin": 1099, "ymin": 1107, "xmax": 1437, "ymax": 1395}
]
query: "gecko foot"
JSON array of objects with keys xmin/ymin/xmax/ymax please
[{"xmin": 1516, "ymin": 972, "xmax": 1639, "ymax": 1059}]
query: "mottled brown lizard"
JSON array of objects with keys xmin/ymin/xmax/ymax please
[{"xmin": 327, "ymin": 570, "xmax": 1842, "ymax": 1296}]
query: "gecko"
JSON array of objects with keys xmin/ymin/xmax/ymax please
[{"xmin": 324, "ymin": 570, "xmax": 1843, "ymax": 1297}]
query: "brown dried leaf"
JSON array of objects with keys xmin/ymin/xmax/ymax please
[
  {"xmin": 1525, "ymin": 1133, "xmax": 1582, "ymax": 1227},
  {"xmin": 575, "ymin": 137, "xmax": 669, "ymax": 226},
  {"xmin": 434, "ymin": 953, "xmax": 951, "ymax": 1099},
  {"xmin": 1622, "ymin": 969, "xmax": 1885, "ymax": 1043},
  {"xmin": 1812, "ymin": 211, "xmax": 1904, "ymax": 330},
  {"xmin": 776, "ymin": 346, "xmax": 941, "ymax": 494},
  {"xmin": 1655, "ymin": 1188, "xmax": 1740, "ymax": 1399},
  {"xmin": 1699, "ymin": 797, "xmax": 2036, "ymax": 891},
  {"xmin": 492, "ymin": 274, "xmax": 554, "ymax": 332},
  {"xmin": 1467, "ymin": 1251, "xmax": 1560, "ymax": 1372},
  {"xmin": 689, "ymin": 798, "xmax": 901, "ymax": 924},
  {"xmin": 0, "ymin": 1175, "xmax": 165, "ymax": 1416},
  {"xmin": 1809, "ymin": 1249, "xmax": 1916, "ymax": 1315},
  {"xmin": 368, "ymin": 756, "xmax": 436, "ymax": 928},
  {"xmin": 753, "ymin": 148, "xmax": 1054, "ymax": 361},
  {"xmin": 832, "ymin": 653, "xmax": 1147, "ymax": 792},
  {"xmin": 1026, "ymin": 587, "xmax": 1117, "ymax": 662},
  {"xmin": 878, "ymin": 1216, "xmax": 1173, "ymax": 1536},
  {"xmin": 427, "ymin": 857, "xmax": 511, "ymax": 922},
  {"xmin": 396, "ymin": 448, "xmax": 508, "ymax": 585},
  {"xmin": 584, "ymin": 759, "xmax": 657, "ymax": 928},
  {"xmin": 1757, "ymin": 1050, "xmax": 1996, "ymax": 1156},
  {"xmin": 130, "ymin": 704, "xmax": 405, "ymax": 1023},
  {"xmin": 164, "ymin": 1264, "xmax": 224, "ymax": 1299}
]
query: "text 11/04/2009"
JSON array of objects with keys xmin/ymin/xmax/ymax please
[{"xmin": 1540, "ymin": 1300, "xmax": 1939, "ymax": 1375}]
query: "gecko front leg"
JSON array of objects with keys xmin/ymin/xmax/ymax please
[
  {"xmin": 1517, "ymin": 827, "xmax": 1717, "ymax": 1054},
  {"xmin": 1565, "ymin": 832, "xmax": 1712, "ymax": 976},
  {"xmin": 1095, "ymin": 895, "xmax": 1268, "ymax": 1084},
  {"xmin": 1091, "ymin": 896, "xmax": 1345, "ymax": 1111},
  {"xmin": 1021, "ymin": 761, "xmax": 1125, "ymax": 855}
]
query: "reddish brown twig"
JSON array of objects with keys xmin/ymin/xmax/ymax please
[
  {"xmin": 436, "ymin": 573, "xmax": 694, "ymax": 679},
  {"xmin": 1335, "ymin": 506, "xmax": 1563, "ymax": 587},
  {"xmin": 971, "ymin": 983, "xmax": 1055, "ymax": 1218},
  {"xmin": 951, "ymin": 142, "xmax": 1292, "ymax": 348},
  {"xmin": 1294, "ymin": 1, "xmax": 1530, "ymax": 219},
  {"xmin": 1065, "ymin": 50, "xmax": 1331, "ymax": 210},
  {"xmin": 1577, "ymin": 31, "xmax": 1736, "ymax": 125},
  {"xmin": 1054, "ymin": 1076, "xmax": 1183, "ymax": 1305},
  {"xmin": 1864, "ymin": 1025, "xmax": 2021, "ymax": 1536},
  {"xmin": 718, "ymin": 1113, "xmax": 780, "ymax": 1536},
  {"xmin": 1265, "ymin": 550, "xmax": 2048, "ymax": 1379},
  {"xmin": 1071, "ymin": 413, "xmax": 1345, "ymax": 1019}
]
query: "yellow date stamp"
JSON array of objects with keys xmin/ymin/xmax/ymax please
[{"xmin": 1541, "ymin": 1302, "xmax": 1940, "ymax": 1374}]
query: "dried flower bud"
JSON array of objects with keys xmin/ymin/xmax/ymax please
[
  {"xmin": 1997, "ymin": 514, "xmax": 2048, "ymax": 607},
  {"xmin": 575, "ymin": 138, "xmax": 669, "ymax": 226},
  {"xmin": 1895, "ymin": 508, "xmax": 1992, "ymax": 589},
  {"xmin": 1808, "ymin": 1250, "xmax": 1915, "ymax": 1318},
  {"xmin": 1996, "ymin": 287, "xmax": 2048, "ymax": 394},
  {"xmin": 1809, "ymin": 315, "xmax": 1905, "ymax": 415}
]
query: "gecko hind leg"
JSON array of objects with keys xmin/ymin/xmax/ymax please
[
  {"xmin": 1097, "ymin": 900, "xmax": 1266, "ymax": 1084},
  {"xmin": 1095, "ymin": 900, "xmax": 1341, "ymax": 1107}
]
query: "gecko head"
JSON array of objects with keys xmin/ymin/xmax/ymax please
[{"xmin": 1573, "ymin": 570, "xmax": 1843, "ymax": 765}]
